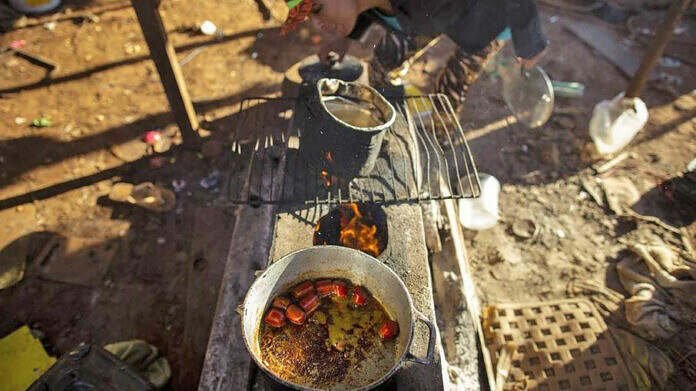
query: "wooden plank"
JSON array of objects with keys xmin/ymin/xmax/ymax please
[
  {"xmin": 564, "ymin": 18, "xmax": 641, "ymax": 78},
  {"xmin": 197, "ymin": 204, "xmax": 278, "ymax": 391},
  {"xmin": 178, "ymin": 207, "xmax": 236, "ymax": 387},
  {"xmin": 131, "ymin": 0, "xmax": 199, "ymax": 144},
  {"xmin": 441, "ymin": 198, "xmax": 494, "ymax": 390},
  {"xmin": 198, "ymin": 101, "xmax": 290, "ymax": 390}
]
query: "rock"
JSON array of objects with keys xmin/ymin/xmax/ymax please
[
  {"xmin": 110, "ymin": 139, "xmax": 147, "ymax": 162},
  {"xmin": 673, "ymin": 91, "xmax": 695, "ymax": 111},
  {"xmin": 511, "ymin": 218, "xmax": 538, "ymax": 240}
]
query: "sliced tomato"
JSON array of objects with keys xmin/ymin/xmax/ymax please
[
  {"xmin": 286, "ymin": 304, "xmax": 307, "ymax": 325},
  {"xmin": 352, "ymin": 286, "xmax": 369, "ymax": 306},
  {"xmin": 291, "ymin": 281, "xmax": 315, "ymax": 299},
  {"xmin": 333, "ymin": 280, "xmax": 348, "ymax": 298},
  {"xmin": 272, "ymin": 296, "xmax": 291, "ymax": 311},
  {"xmin": 316, "ymin": 280, "xmax": 334, "ymax": 298},
  {"xmin": 264, "ymin": 308, "xmax": 286, "ymax": 328},
  {"xmin": 378, "ymin": 320, "xmax": 399, "ymax": 340},
  {"xmin": 299, "ymin": 293, "xmax": 320, "ymax": 314}
]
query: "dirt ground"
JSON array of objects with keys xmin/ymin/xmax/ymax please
[{"xmin": 0, "ymin": 0, "xmax": 694, "ymax": 390}]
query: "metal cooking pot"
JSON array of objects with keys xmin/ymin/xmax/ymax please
[
  {"xmin": 300, "ymin": 79, "xmax": 396, "ymax": 179},
  {"xmin": 241, "ymin": 246, "xmax": 435, "ymax": 390}
]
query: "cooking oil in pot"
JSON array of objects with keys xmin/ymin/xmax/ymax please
[{"xmin": 322, "ymin": 96, "xmax": 386, "ymax": 129}]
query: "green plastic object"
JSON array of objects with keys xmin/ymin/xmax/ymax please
[
  {"xmin": 286, "ymin": 0, "xmax": 303, "ymax": 10},
  {"xmin": 552, "ymin": 81, "xmax": 586, "ymax": 98}
]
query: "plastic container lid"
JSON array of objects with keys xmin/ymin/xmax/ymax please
[{"xmin": 499, "ymin": 60, "xmax": 554, "ymax": 128}]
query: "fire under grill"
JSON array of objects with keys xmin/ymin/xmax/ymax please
[{"xmin": 226, "ymin": 94, "xmax": 481, "ymax": 206}]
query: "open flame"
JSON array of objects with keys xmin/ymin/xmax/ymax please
[{"xmin": 339, "ymin": 203, "xmax": 380, "ymax": 257}]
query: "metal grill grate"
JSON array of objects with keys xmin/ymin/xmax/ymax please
[{"xmin": 226, "ymin": 94, "xmax": 481, "ymax": 205}]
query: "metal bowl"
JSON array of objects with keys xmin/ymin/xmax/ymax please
[{"xmin": 240, "ymin": 246, "xmax": 435, "ymax": 390}]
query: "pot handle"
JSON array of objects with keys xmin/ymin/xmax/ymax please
[{"xmin": 404, "ymin": 310, "xmax": 436, "ymax": 366}]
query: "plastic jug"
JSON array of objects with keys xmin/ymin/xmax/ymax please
[
  {"xmin": 589, "ymin": 93, "xmax": 648, "ymax": 155},
  {"xmin": 458, "ymin": 174, "xmax": 500, "ymax": 230}
]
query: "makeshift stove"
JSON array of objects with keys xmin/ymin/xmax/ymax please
[{"xmin": 198, "ymin": 88, "xmax": 484, "ymax": 390}]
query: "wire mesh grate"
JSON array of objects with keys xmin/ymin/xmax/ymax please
[{"xmin": 226, "ymin": 94, "xmax": 481, "ymax": 206}]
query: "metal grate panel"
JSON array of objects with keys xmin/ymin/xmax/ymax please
[{"xmin": 226, "ymin": 94, "xmax": 480, "ymax": 206}]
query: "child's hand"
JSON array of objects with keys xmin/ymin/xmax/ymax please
[{"xmin": 517, "ymin": 48, "xmax": 546, "ymax": 69}]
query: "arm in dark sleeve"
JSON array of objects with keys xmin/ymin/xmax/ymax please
[
  {"xmin": 347, "ymin": 12, "xmax": 377, "ymax": 40},
  {"xmin": 506, "ymin": 0, "xmax": 548, "ymax": 59}
]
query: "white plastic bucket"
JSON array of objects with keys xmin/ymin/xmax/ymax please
[{"xmin": 9, "ymin": 0, "xmax": 61, "ymax": 14}]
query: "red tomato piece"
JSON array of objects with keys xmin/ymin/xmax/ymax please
[
  {"xmin": 286, "ymin": 304, "xmax": 307, "ymax": 325},
  {"xmin": 378, "ymin": 320, "xmax": 399, "ymax": 340},
  {"xmin": 264, "ymin": 308, "xmax": 286, "ymax": 328},
  {"xmin": 333, "ymin": 280, "xmax": 348, "ymax": 298},
  {"xmin": 299, "ymin": 293, "xmax": 320, "ymax": 314},
  {"xmin": 272, "ymin": 296, "xmax": 291, "ymax": 311},
  {"xmin": 291, "ymin": 281, "xmax": 315, "ymax": 299},
  {"xmin": 316, "ymin": 280, "xmax": 334, "ymax": 298},
  {"xmin": 352, "ymin": 286, "xmax": 369, "ymax": 306}
]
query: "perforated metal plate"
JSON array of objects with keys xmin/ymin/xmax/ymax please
[{"xmin": 483, "ymin": 299, "xmax": 635, "ymax": 391}]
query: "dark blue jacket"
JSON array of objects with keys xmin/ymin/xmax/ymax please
[{"xmin": 350, "ymin": 0, "xmax": 548, "ymax": 59}]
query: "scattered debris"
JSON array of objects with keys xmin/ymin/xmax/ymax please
[
  {"xmin": 510, "ymin": 218, "xmax": 538, "ymax": 240},
  {"xmin": 171, "ymin": 179, "xmax": 187, "ymax": 193},
  {"xmin": 31, "ymin": 117, "xmax": 52, "ymax": 128},
  {"xmin": 199, "ymin": 20, "xmax": 217, "ymax": 36},
  {"xmin": 9, "ymin": 39, "xmax": 25, "ymax": 49},
  {"xmin": 178, "ymin": 47, "xmax": 206, "ymax": 67},
  {"xmin": 142, "ymin": 130, "xmax": 163, "ymax": 146},
  {"xmin": 580, "ymin": 176, "xmax": 604, "ymax": 207},
  {"xmin": 123, "ymin": 42, "xmax": 142, "ymax": 55},
  {"xmin": 551, "ymin": 80, "xmax": 585, "ymax": 98},
  {"xmin": 199, "ymin": 170, "xmax": 222, "ymax": 190},
  {"xmin": 659, "ymin": 57, "xmax": 681, "ymax": 68},
  {"xmin": 687, "ymin": 158, "xmax": 696, "ymax": 172},
  {"xmin": 618, "ymin": 243, "xmax": 696, "ymax": 340},
  {"xmin": 42, "ymin": 21, "xmax": 56, "ymax": 31},
  {"xmin": 0, "ymin": 235, "xmax": 28, "ymax": 290},
  {"xmin": 593, "ymin": 151, "xmax": 632, "ymax": 174},
  {"xmin": 14, "ymin": 116, "xmax": 26, "ymax": 125},
  {"xmin": 108, "ymin": 182, "xmax": 176, "ymax": 213},
  {"xmin": 600, "ymin": 176, "xmax": 640, "ymax": 215},
  {"xmin": 110, "ymin": 139, "xmax": 147, "ymax": 162},
  {"xmin": 673, "ymin": 90, "xmax": 696, "ymax": 112},
  {"xmin": 0, "ymin": 326, "xmax": 56, "ymax": 390},
  {"xmin": 611, "ymin": 328, "xmax": 674, "ymax": 391},
  {"xmin": 103, "ymin": 340, "xmax": 171, "ymax": 388}
]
